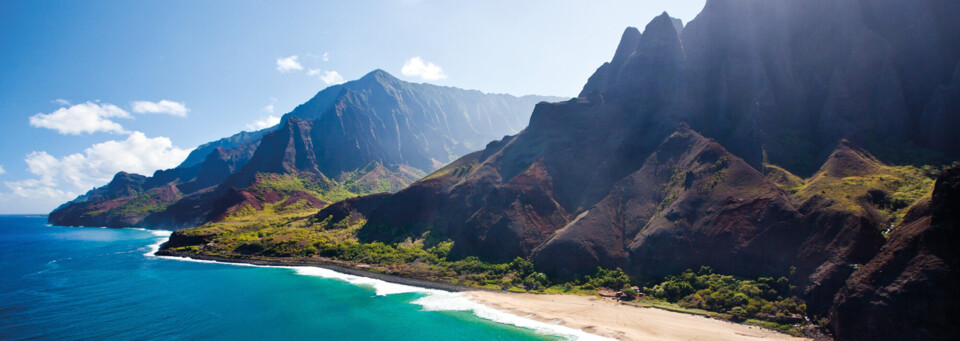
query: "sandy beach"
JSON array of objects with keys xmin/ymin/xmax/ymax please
[{"xmin": 466, "ymin": 291, "xmax": 810, "ymax": 341}]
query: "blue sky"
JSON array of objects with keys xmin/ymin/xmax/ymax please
[{"xmin": 0, "ymin": 0, "xmax": 705, "ymax": 214}]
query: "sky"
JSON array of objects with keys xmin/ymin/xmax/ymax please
[{"xmin": 0, "ymin": 0, "xmax": 706, "ymax": 214}]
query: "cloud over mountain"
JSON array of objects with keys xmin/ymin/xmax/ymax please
[
  {"xmin": 247, "ymin": 115, "xmax": 281, "ymax": 131},
  {"xmin": 309, "ymin": 69, "xmax": 344, "ymax": 85},
  {"xmin": 401, "ymin": 57, "xmax": 446, "ymax": 81}
]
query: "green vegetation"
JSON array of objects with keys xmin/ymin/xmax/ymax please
[
  {"xmin": 171, "ymin": 213, "xmax": 556, "ymax": 292},
  {"xmin": 250, "ymin": 173, "xmax": 357, "ymax": 203},
  {"xmin": 338, "ymin": 163, "xmax": 426, "ymax": 194},
  {"xmin": 764, "ymin": 152, "xmax": 953, "ymax": 233},
  {"xmin": 420, "ymin": 152, "xmax": 480, "ymax": 182},
  {"xmin": 763, "ymin": 164, "xmax": 806, "ymax": 192},
  {"xmin": 644, "ymin": 266, "xmax": 805, "ymax": 324},
  {"xmin": 83, "ymin": 189, "xmax": 177, "ymax": 218},
  {"xmin": 579, "ymin": 267, "xmax": 631, "ymax": 290},
  {"xmin": 794, "ymin": 163, "xmax": 942, "ymax": 226},
  {"xmin": 172, "ymin": 209, "xmax": 815, "ymax": 335},
  {"xmin": 658, "ymin": 166, "xmax": 687, "ymax": 211},
  {"xmin": 220, "ymin": 166, "xmax": 424, "ymax": 221}
]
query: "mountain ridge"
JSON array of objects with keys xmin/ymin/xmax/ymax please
[{"xmin": 49, "ymin": 70, "xmax": 562, "ymax": 229}]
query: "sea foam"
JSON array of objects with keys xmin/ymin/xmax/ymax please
[
  {"xmin": 151, "ymin": 239, "xmax": 610, "ymax": 340},
  {"xmin": 288, "ymin": 266, "xmax": 609, "ymax": 340},
  {"xmin": 140, "ymin": 229, "xmax": 173, "ymax": 257}
]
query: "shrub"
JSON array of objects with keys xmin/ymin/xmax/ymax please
[{"xmin": 647, "ymin": 268, "xmax": 807, "ymax": 323}]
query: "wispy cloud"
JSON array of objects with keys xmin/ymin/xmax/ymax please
[
  {"xmin": 322, "ymin": 52, "xmax": 330, "ymax": 62},
  {"xmin": 276, "ymin": 55, "xmax": 303, "ymax": 73},
  {"xmin": 0, "ymin": 165, "xmax": 5, "ymax": 175},
  {"xmin": 247, "ymin": 115, "xmax": 281, "ymax": 131},
  {"xmin": 29, "ymin": 102, "xmax": 131, "ymax": 135},
  {"xmin": 131, "ymin": 100, "xmax": 189, "ymax": 117},
  {"xmin": 262, "ymin": 104, "xmax": 275, "ymax": 113},
  {"xmin": 308, "ymin": 69, "xmax": 345, "ymax": 85},
  {"xmin": 53, "ymin": 99, "xmax": 71, "ymax": 106},
  {"xmin": 402, "ymin": 57, "xmax": 447, "ymax": 81}
]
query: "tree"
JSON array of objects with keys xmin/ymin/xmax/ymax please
[
  {"xmin": 730, "ymin": 306, "xmax": 748, "ymax": 321},
  {"xmin": 663, "ymin": 281, "xmax": 695, "ymax": 301},
  {"xmin": 510, "ymin": 257, "xmax": 534, "ymax": 277},
  {"xmin": 524, "ymin": 272, "xmax": 548, "ymax": 291},
  {"xmin": 621, "ymin": 285, "xmax": 638, "ymax": 300}
]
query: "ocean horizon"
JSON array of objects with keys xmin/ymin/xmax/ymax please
[{"xmin": 0, "ymin": 215, "xmax": 594, "ymax": 340}]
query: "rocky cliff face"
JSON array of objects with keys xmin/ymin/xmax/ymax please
[
  {"xmin": 830, "ymin": 165, "xmax": 960, "ymax": 340},
  {"xmin": 50, "ymin": 70, "xmax": 560, "ymax": 229},
  {"xmin": 580, "ymin": 0, "xmax": 960, "ymax": 174},
  {"xmin": 316, "ymin": 0, "xmax": 958, "ymax": 320}
]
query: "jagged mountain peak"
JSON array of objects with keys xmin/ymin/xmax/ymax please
[
  {"xmin": 611, "ymin": 27, "xmax": 642, "ymax": 65},
  {"xmin": 642, "ymin": 11, "xmax": 682, "ymax": 38},
  {"xmin": 579, "ymin": 13, "xmax": 686, "ymax": 99}
]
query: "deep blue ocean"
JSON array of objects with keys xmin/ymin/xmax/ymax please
[{"xmin": 0, "ymin": 215, "xmax": 573, "ymax": 340}]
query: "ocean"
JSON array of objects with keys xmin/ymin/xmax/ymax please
[{"xmin": 0, "ymin": 215, "xmax": 590, "ymax": 340}]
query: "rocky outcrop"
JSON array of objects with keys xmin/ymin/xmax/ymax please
[{"xmin": 830, "ymin": 165, "xmax": 960, "ymax": 340}]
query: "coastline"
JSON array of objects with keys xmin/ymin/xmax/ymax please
[
  {"xmin": 465, "ymin": 291, "xmax": 811, "ymax": 341},
  {"xmin": 153, "ymin": 248, "xmax": 607, "ymax": 340},
  {"xmin": 154, "ymin": 248, "xmax": 811, "ymax": 341},
  {"xmin": 155, "ymin": 249, "xmax": 483, "ymax": 293}
]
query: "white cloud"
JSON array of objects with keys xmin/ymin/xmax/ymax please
[
  {"xmin": 309, "ymin": 69, "xmax": 345, "ymax": 85},
  {"xmin": 276, "ymin": 55, "xmax": 303, "ymax": 73},
  {"xmin": 0, "ymin": 165, "xmax": 5, "ymax": 175},
  {"xmin": 11, "ymin": 132, "xmax": 192, "ymax": 194},
  {"xmin": 401, "ymin": 57, "xmax": 447, "ymax": 81},
  {"xmin": 321, "ymin": 71, "xmax": 344, "ymax": 85},
  {"xmin": 25, "ymin": 152, "xmax": 59, "ymax": 186},
  {"xmin": 1, "ymin": 132, "xmax": 191, "ymax": 213},
  {"xmin": 247, "ymin": 115, "xmax": 281, "ymax": 131},
  {"xmin": 4, "ymin": 179, "xmax": 75, "ymax": 202},
  {"xmin": 262, "ymin": 104, "xmax": 275, "ymax": 113},
  {"xmin": 322, "ymin": 52, "xmax": 330, "ymax": 62},
  {"xmin": 131, "ymin": 100, "xmax": 189, "ymax": 117},
  {"xmin": 53, "ymin": 99, "xmax": 71, "ymax": 106},
  {"xmin": 29, "ymin": 102, "xmax": 130, "ymax": 135}
]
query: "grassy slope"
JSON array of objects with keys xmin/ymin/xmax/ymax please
[
  {"xmin": 82, "ymin": 186, "xmax": 182, "ymax": 220},
  {"xmin": 765, "ymin": 156, "xmax": 946, "ymax": 230}
]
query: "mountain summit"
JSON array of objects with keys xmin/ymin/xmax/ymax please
[{"xmin": 49, "ymin": 70, "xmax": 562, "ymax": 229}]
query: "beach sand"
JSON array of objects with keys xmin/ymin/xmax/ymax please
[{"xmin": 465, "ymin": 291, "xmax": 810, "ymax": 341}]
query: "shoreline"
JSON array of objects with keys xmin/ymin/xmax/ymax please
[
  {"xmin": 155, "ymin": 249, "xmax": 485, "ymax": 293},
  {"xmin": 465, "ymin": 291, "xmax": 811, "ymax": 341},
  {"xmin": 154, "ymin": 249, "xmax": 607, "ymax": 340},
  {"xmin": 155, "ymin": 249, "xmax": 812, "ymax": 341}
]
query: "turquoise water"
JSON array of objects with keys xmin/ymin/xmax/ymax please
[{"xmin": 0, "ymin": 215, "xmax": 560, "ymax": 340}]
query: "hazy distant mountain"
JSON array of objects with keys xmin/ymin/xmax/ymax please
[
  {"xmin": 49, "ymin": 70, "xmax": 562, "ymax": 229},
  {"xmin": 313, "ymin": 1, "xmax": 960, "ymax": 337}
]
